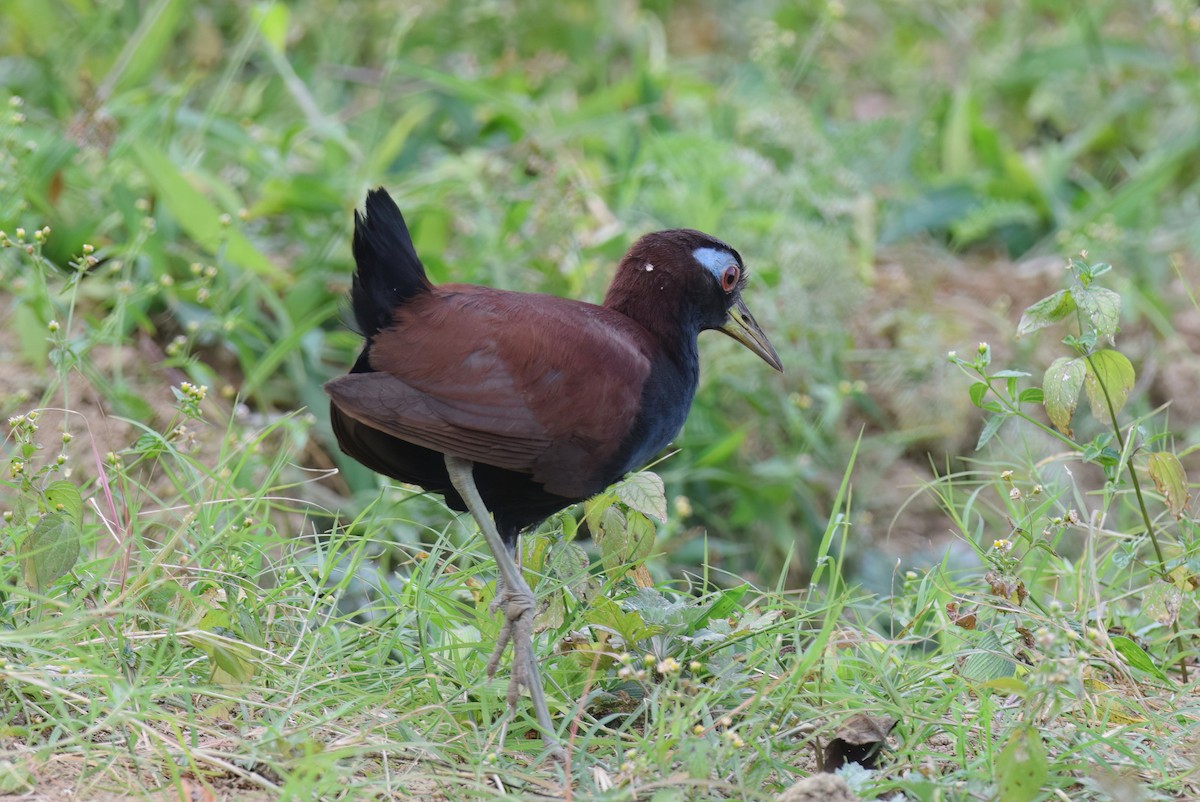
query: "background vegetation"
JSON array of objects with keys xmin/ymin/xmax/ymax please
[{"xmin": 2, "ymin": 1, "xmax": 1200, "ymax": 799}]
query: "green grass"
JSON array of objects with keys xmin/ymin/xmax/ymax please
[{"xmin": 3, "ymin": 1, "xmax": 1200, "ymax": 799}]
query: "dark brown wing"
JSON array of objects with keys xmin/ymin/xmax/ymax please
[{"xmin": 325, "ymin": 285, "xmax": 653, "ymax": 498}]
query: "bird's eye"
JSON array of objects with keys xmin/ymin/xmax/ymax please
[{"xmin": 720, "ymin": 265, "xmax": 740, "ymax": 293}]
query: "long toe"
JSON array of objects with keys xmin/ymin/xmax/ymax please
[
  {"xmin": 488, "ymin": 574, "xmax": 507, "ymax": 615},
  {"xmin": 486, "ymin": 614, "xmax": 516, "ymax": 678},
  {"xmin": 485, "ymin": 580, "xmax": 534, "ymax": 677},
  {"xmin": 502, "ymin": 591, "xmax": 537, "ymax": 705}
]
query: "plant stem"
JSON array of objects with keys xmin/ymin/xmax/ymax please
[{"xmin": 1083, "ymin": 352, "xmax": 1187, "ymax": 682}]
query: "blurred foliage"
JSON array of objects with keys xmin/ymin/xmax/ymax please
[{"xmin": 2, "ymin": 0, "xmax": 1199, "ymax": 587}]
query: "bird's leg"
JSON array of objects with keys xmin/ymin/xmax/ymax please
[
  {"xmin": 444, "ymin": 456, "xmax": 563, "ymax": 761},
  {"xmin": 488, "ymin": 536, "xmax": 518, "ymax": 616}
]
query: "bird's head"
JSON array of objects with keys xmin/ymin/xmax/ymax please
[{"xmin": 606, "ymin": 229, "xmax": 783, "ymax": 372}]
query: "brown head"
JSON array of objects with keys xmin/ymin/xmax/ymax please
[{"xmin": 602, "ymin": 229, "xmax": 783, "ymax": 371}]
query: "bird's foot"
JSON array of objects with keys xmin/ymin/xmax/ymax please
[
  {"xmin": 485, "ymin": 580, "xmax": 565, "ymax": 762},
  {"xmin": 485, "ymin": 580, "xmax": 535, "ymax": 698}
]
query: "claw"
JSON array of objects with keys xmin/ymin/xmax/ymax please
[{"xmin": 445, "ymin": 456, "xmax": 563, "ymax": 759}]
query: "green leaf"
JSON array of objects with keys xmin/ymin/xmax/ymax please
[
  {"xmin": 960, "ymin": 630, "xmax": 1016, "ymax": 681},
  {"xmin": 582, "ymin": 492, "xmax": 615, "ymax": 535},
  {"xmin": 996, "ymin": 724, "xmax": 1048, "ymax": 802},
  {"xmin": 969, "ymin": 381, "xmax": 989, "ymax": 407},
  {"xmin": 1146, "ymin": 451, "xmax": 1190, "ymax": 518},
  {"xmin": 1146, "ymin": 581, "xmax": 1183, "ymax": 626},
  {"xmin": 978, "ymin": 676, "xmax": 1029, "ymax": 695},
  {"xmin": 43, "ymin": 480, "xmax": 82, "ymax": 524},
  {"xmin": 614, "ymin": 471, "xmax": 667, "ymax": 523},
  {"xmin": 1072, "ymin": 286, "xmax": 1121, "ymax": 345},
  {"xmin": 187, "ymin": 609, "xmax": 257, "ymax": 684},
  {"xmin": 1083, "ymin": 349, "xmax": 1135, "ymax": 423},
  {"xmin": 1043, "ymin": 356, "xmax": 1085, "ymax": 436},
  {"xmin": 1017, "ymin": 289, "xmax": 1075, "ymax": 337},
  {"xmin": 134, "ymin": 145, "xmax": 284, "ymax": 280},
  {"xmin": 691, "ymin": 584, "xmax": 749, "ymax": 630},
  {"xmin": 597, "ymin": 509, "xmax": 657, "ymax": 576},
  {"xmin": 976, "ymin": 412, "xmax": 1007, "ymax": 450},
  {"xmin": 1110, "ymin": 635, "xmax": 1169, "ymax": 681},
  {"xmin": 19, "ymin": 512, "xmax": 81, "ymax": 593},
  {"xmin": 546, "ymin": 541, "xmax": 596, "ymax": 601},
  {"xmin": 584, "ymin": 596, "xmax": 655, "ymax": 647}
]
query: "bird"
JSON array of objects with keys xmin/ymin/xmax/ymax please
[{"xmin": 325, "ymin": 187, "xmax": 782, "ymax": 759}]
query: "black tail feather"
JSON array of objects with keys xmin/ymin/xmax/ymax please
[{"xmin": 350, "ymin": 188, "xmax": 431, "ymax": 339}]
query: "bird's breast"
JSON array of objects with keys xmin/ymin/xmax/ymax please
[{"xmin": 610, "ymin": 353, "xmax": 699, "ymax": 478}]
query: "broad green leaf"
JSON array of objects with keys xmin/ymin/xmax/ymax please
[
  {"xmin": 184, "ymin": 629, "xmax": 256, "ymax": 684},
  {"xmin": 960, "ymin": 630, "xmax": 1015, "ymax": 682},
  {"xmin": 996, "ymin": 724, "xmax": 1048, "ymax": 802},
  {"xmin": 1042, "ymin": 356, "xmax": 1085, "ymax": 436},
  {"xmin": 43, "ymin": 480, "xmax": 82, "ymax": 524},
  {"xmin": 1110, "ymin": 635, "xmax": 1169, "ymax": 681},
  {"xmin": 546, "ymin": 541, "xmax": 596, "ymax": 601},
  {"xmin": 597, "ymin": 509, "xmax": 657, "ymax": 577},
  {"xmin": 134, "ymin": 145, "xmax": 284, "ymax": 280},
  {"xmin": 522, "ymin": 531, "xmax": 551, "ymax": 581},
  {"xmin": 1146, "ymin": 452, "xmax": 1189, "ymax": 518},
  {"xmin": 584, "ymin": 596, "xmax": 655, "ymax": 647},
  {"xmin": 626, "ymin": 587, "xmax": 688, "ymax": 627},
  {"xmin": 1083, "ymin": 349, "xmax": 1134, "ymax": 423},
  {"xmin": 20, "ymin": 512, "xmax": 81, "ymax": 592},
  {"xmin": 969, "ymin": 381, "xmax": 989, "ymax": 407},
  {"xmin": 582, "ymin": 492, "xmax": 616, "ymax": 535},
  {"xmin": 1017, "ymin": 289, "xmax": 1075, "ymax": 337},
  {"xmin": 1072, "ymin": 286, "xmax": 1121, "ymax": 345},
  {"xmin": 1145, "ymin": 581, "xmax": 1182, "ymax": 627},
  {"xmin": 614, "ymin": 471, "xmax": 667, "ymax": 523},
  {"xmin": 187, "ymin": 609, "xmax": 256, "ymax": 684}
]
